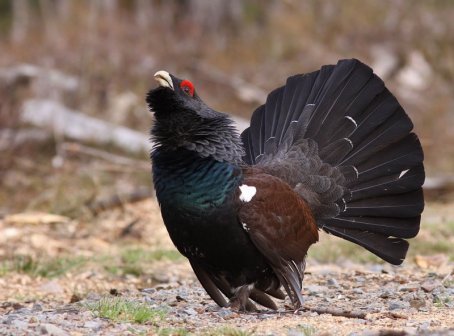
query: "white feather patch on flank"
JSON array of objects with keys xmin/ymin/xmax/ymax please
[
  {"xmin": 242, "ymin": 222, "xmax": 250, "ymax": 232},
  {"xmin": 239, "ymin": 184, "xmax": 257, "ymax": 202},
  {"xmin": 399, "ymin": 169, "xmax": 410, "ymax": 179}
]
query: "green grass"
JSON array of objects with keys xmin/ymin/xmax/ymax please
[
  {"xmin": 122, "ymin": 248, "xmax": 182, "ymax": 264},
  {"xmin": 157, "ymin": 327, "xmax": 190, "ymax": 336},
  {"xmin": 0, "ymin": 255, "xmax": 87, "ymax": 278},
  {"xmin": 433, "ymin": 294, "xmax": 452, "ymax": 308},
  {"xmin": 0, "ymin": 247, "xmax": 183, "ymax": 279},
  {"xmin": 103, "ymin": 247, "xmax": 183, "ymax": 276},
  {"xmin": 203, "ymin": 327, "xmax": 254, "ymax": 336},
  {"xmin": 85, "ymin": 297, "xmax": 167, "ymax": 324}
]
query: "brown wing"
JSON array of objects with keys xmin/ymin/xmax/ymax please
[{"xmin": 238, "ymin": 169, "xmax": 319, "ymax": 307}]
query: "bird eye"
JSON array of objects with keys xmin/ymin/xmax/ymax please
[{"xmin": 180, "ymin": 80, "xmax": 195, "ymax": 97}]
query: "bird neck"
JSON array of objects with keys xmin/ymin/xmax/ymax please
[
  {"xmin": 151, "ymin": 113, "xmax": 245, "ymax": 165},
  {"xmin": 152, "ymin": 148, "xmax": 242, "ymax": 212}
]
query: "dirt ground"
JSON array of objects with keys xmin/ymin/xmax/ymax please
[{"xmin": 0, "ymin": 199, "xmax": 453, "ymax": 336}]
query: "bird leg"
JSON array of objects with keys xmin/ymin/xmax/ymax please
[{"xmin": 228, "ymin": 284, "xmax": 256, "ymax": 311}]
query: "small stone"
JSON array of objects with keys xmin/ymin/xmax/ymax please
[
  {"xmin": 3, "ymin": 314, "xmax": 18, "ymax": 325},
  {"xmin": 32, "ymin": 303, "xmax": 43, "ymax": 312},
  {"xmin": 83, "ymin": 320, "xmax": 103, "ymax": 330},
  {"xmin": 217, "ymin": 308, "xmax": 235, "ymax": 319},
  {"xmin": 398, "ymin": 283, "xmax": 420, "ymax": 292},
  {"xmin": 353, "ymin": 288, "xmax": 364, "ymax": 295},
  {"xmin": 12, "ymin": 319, "xmax": 28, "ymax": 329},
  {"xmin": 15, "ymin": 308, "xmax": 32, "ymax": 315},
  {"xmin": 389, "ymin": 300, "xmax": 410, "ymax": 310},
  {"xmin": 176, "ymin": 295, "xmax": 187, "ymax": 302},
  {"xmin": 306, "ymin": 285, "xmax": 328, "ymax": 295},
  {"xmin": 183, "ymin": 307, "xmax": 198, "ymax": 316},
  {"xmin": 29, "ymin": 316, "xmax": 39, "ymax": 324},
  {"xmin": 379, "ymin": 290, "xmax": 392, "ymax": 299},
  {"xmin": 409, "ymin": 298, "xmax": 425, "ymax": 309},
  {"xmin": 421, "ymin": 279, "xmax": 442, "ymax": 293},
  {"xmin": 40, "ymin": 323, "xmax": 69, "ymax": 336},
  {"xmin": 327, "ymin": 278, "xmax": 339, "ymax": 288},
  {"xmin": 153, "ymin": 273, "xmax": 170, "ymax": 283},
  {"xmin": 355, "ymin": 276, "xmax": 366, "ymax": 283}
]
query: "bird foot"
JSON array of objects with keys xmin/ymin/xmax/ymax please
[{"xmin": 228, "ymin": 297, "xmax": 257, "ymax": 312}]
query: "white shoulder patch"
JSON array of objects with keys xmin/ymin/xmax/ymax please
[{"xmin": 239, "ymin": 184, "xmax": 256, "ymax": 202}]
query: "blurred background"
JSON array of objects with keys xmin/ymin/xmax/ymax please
[
  {"xmin": 0, "ymin": 1, "xmax": 453, "ymax": 315},
  {"xmin": 1, "ymin": 0, "xmax": 453, "ymax": 216}
]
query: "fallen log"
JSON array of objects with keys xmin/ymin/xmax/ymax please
[{"xmin": 20, "ymin": 99, "xmax": 250, "ymax": 154}]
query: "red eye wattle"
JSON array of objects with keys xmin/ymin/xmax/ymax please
[{"xmin": 180, "ymin": 80, "xmax": 195, "ymax": 97}]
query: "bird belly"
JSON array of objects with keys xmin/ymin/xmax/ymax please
[{"xmin": 160, "ymin": 202, "xmax": 273, "ymax": 287}]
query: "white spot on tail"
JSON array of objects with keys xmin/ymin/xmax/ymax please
[
  {"xmin": 242, "ymin": 222, "xmax": 250, "ymax": 232},
  {"xmin": 342, "ymin": 198, "xmax": 348, "ymax": 211},
  {"xmin": 344, "ymin": 138, "xmax": 354, "ymax": 148},
  {"xmin": 399, "ymin": 169, "xmax": 410, "ymax": 179},
  {"xmin": 346, "ymin": 116, "xmax": 358, "ymax": 127},
  {"xmin": 352, "ymin": 166, "xmax": 359, "ymax": 178},
  {"xmin": 239, "ymin": 184, "xmax": 256, "ymax": 202}
]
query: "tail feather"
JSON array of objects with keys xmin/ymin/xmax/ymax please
[
  {"xmin": 305, "ymin": 60, "xmax": 368, "ymax": 140},
  {"xmin": 354, "ymin": 133, "xmax": 423, "ymax": 184},
  {"xmin": 240, "ymin": 59, "xmax": 425, "ymax": 265},
  {"xmin": 340, "ymin": 189, "xmax": 424, "ymax": 218},
  {"xmin": 240, "ymin": 128, "xmax": 255, "ymax": 164},
  {"xmin": 322, "ymin": 226, "xmax": 409, "ymax": 265},
  {"xmin": 344, "ymin": 91, "xmax": 400, "ymax": 145},
  {"xmin": 276, "ymin": 73, "xmax": 318, "ymax": 145},
  {"xmin": 340, "ymin": 110, "xmax": 413, "ymax": 167},
  {"xmin": 263, "ymin": 87, "xmax": 284, "ymax": 153},
  {"xmin": 248, "ymin": 105, "xmax": 266, "ymax": 161},
  {"xmin": 321, "ymin": 215, "xmax": 420, "ymax": 239},
  {"xmin": 319, "ymin": 72, "xmax": 385, "ymax": 147},
  {"xmin": 306, "ymin": 65, "xmax": 336, "ymax": 106},
  {"xmin": 348, "ymin": 164, "xmax": 425, "ymax": 201}
]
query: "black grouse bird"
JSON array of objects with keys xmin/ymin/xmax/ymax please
[{"xmin": 147, "ymin": 59, "xmax": 425, "ymax": 311}]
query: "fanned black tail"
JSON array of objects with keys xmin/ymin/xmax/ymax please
[{"xmin": 241, "ymin": 59, "xmax": 425, "ymax": 265}]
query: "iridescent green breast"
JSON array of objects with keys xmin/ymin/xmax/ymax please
[{"xmin": 152, "ymin": 148, "xmax": 241, "ymax": 213}]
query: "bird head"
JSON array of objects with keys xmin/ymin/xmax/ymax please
[
  {"xmin": 146, "ymin": 70, "xmax": 244, "ymax": 163},
  {"xmin": 147, "ymin": 70, "xmax": 207, "ymax": 117}
]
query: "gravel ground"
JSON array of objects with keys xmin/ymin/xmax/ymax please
[
  {"xmin": 1, "ymin": 262, "xmax": 453, "ymax": 335},
  {"xmin": 0, "ymin": 200, "xmax": 453, "ymax": 335}
]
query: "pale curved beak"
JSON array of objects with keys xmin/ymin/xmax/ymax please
[{"xmin": 154, "ymin": 70, "xmax": 174, "ymax": 90}]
